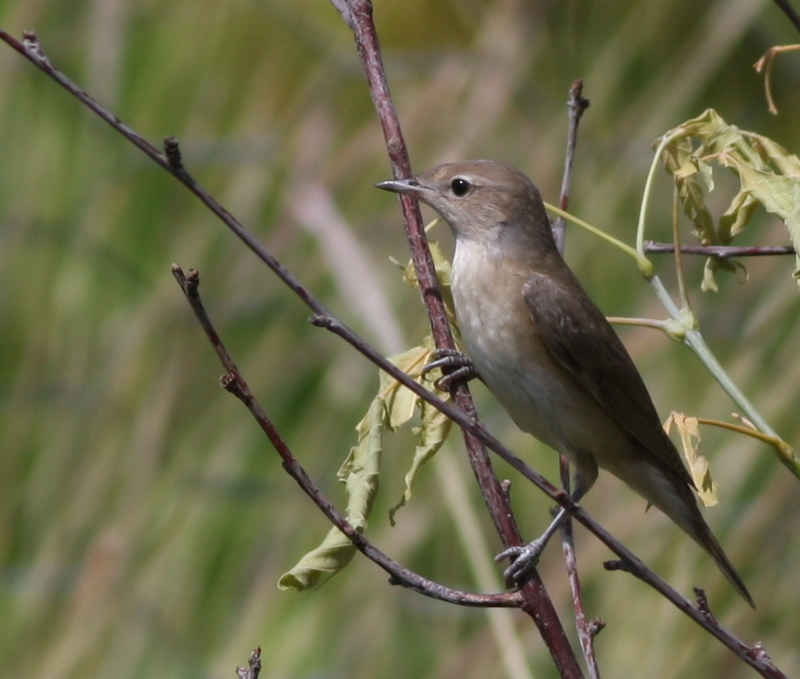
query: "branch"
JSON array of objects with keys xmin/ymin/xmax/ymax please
[
  {"xmin": 552, "ymin": 79, "xmax": 590, "ymax": 254},
  {"xmin": 559, "ymin": 460, "xmax": 603, "ymax": 679},
  {"xmin": 644, "ymin": 242, "xmax": 795, "ymax": 258},
  {"xmin": 550, "ymin": 78, "xmax": 600, "ymax": 675},
  {"xmin": 333, "ymin": 2, "xmax": 521, "ymax": 541},
  {"xmin": 329, "ymin": 1, "xmax": 582, "ymax": 674},
  {"xmin": 172, "ymin": 265, "xmax": 520, "ymax": 609},
  {"xmin": 770, "ymin": 0, "xmax": 800, "ymax": 34}
]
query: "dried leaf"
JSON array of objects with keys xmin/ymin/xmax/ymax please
[
  {"xmin": 388, "ymin": 348, "xmax": 452, "ymax": 524},
  {"xmin": 280, "ymin": 230, "xmax": 461, "ymax": 591},
  {"xmin": 666, "ymin": 412, "xmax": 718, "ymax": 507}
]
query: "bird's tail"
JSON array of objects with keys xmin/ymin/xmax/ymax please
[
  {"xmin": 623, "ymin": 462, "xmax": 754, "ymax": 607},
  {"xmin": 684, "ymin": 510, "xmax": 754, "ymax": 608},
  {"xmin": 651, "ymin": 476, "xmax": 754, "ymax": 607}
]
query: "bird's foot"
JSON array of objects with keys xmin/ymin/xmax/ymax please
[
  {"xmin": 496, "ymin": 539, "xmax": 547, "ymax": 587},
  {"xmin": 423, "ymin": 348, "xmax": 479, "ymax": 390}
]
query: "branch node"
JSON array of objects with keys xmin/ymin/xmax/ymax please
[
  {"xmin": 164, "ymin": 136, "xmax": 184, "ymax": 170},
  {"xmin": 602, "ymin": 558, "xmax": 633, "ymax": 574},
  {"xmin": 587, "ymin": 616, "xmax": 606, "ymax": 637},
  {"xmin": 221, "ymin": 371, "xmax": 242, "ymax": 396},
  {"xmin": 747, "ymin": 642, "xmax": 775, "ymax": 666},
  {"xmin": 171, "ymin": 264, "xmax": 200, "ymax": 297},
  {"xmin": 236, "ymin": 646, "xmax": 262, "ymax": 679},
  {"xmin": 22, "ymin": 30, "xmax": 49, "ymax": 65},
  {"xmin": 567, "ymin": 78, "xmax": 590, "ymax": 116},
  {"xmin": 693, "ymin": 587, "xmax": 717, "ymax": 622},
  {"xmin": 500, "ymin": 479, "xmax": 513, "ymax": 503},
  {"xmin": 309, "ymin": 314, "xmax": 333, "ymax": 329}
]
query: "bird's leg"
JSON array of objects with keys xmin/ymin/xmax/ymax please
[
  {"xmin": 497, "ymin": 474, "xmax": 590, "ymax": 587},
  {"xmin": 496, "ymin": 505, "xmax": 572, "ymax": 585},
  {"xmin": 422, "ymin": 348, "xmax": 479, "ymax": 391}
]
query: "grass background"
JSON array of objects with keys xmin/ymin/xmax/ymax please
[{"xmin": 1, "ymin": 0, "xmax": 799, "ymax": 677}]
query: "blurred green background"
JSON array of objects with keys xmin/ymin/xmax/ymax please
[{"xmin": 1, "ymin": 0, "xmax": 799, "ymax": 677}]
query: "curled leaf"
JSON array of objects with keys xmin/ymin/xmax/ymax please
[
  {"xmin": 665, "ymin": 412, "xmax": 718, "ymax": 507},
  {"xmin": 656, "ymin": 109, "xmax": 800, "ymax": 288},
  {"xmin": 388, "ymin": 343, "xmax": 452, "ymax": 524},
  {"xmin": 279, "ymin": 397, "xmax": 385, "ymax": 592}
]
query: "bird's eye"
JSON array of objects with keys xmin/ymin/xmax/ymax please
[{"xmin": 450, "ymin": 177, "xmax": 472, "ymax": 197}]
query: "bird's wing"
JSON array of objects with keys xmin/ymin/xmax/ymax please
[{"xmin": 522, "ymin": 272, "xmax": 693, "ymax": 486}]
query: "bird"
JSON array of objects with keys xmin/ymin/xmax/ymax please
[{"xmin": 376, "ymin": 160, "xmax": 753, "ymax": 607}]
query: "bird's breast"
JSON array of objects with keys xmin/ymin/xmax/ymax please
[{"xmin": 451, "ymin": 243, "xmax": 580, "ymax": 449}]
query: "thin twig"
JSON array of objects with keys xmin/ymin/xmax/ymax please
[
  {"xmin": 770, "ymin": 0, "xmax": 800, "ymax": 34},
  {"xmin": 552, "ymin": 79, "xmax": 590, "ymax": 254},
  {"xmin": 172, "ymin": 265, "xmax": 520, "ymax": 608},
  {"xmin": 551, "ymin": 78, "xmax": 597, "ymax": 675},
  {"xmin": 644, "ymin": 242, "xmax": 795, "ymax": 258},
  {"xmin": 559, "ymin": 459, "xmax": 602, "ymax": 679}
]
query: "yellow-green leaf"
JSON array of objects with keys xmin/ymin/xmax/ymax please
[
  {"xmin": 279, "ymin": 397, "xmax": 385, "ymax": 592},
  {"xmin": 657, "ymin": 109, "xmax": 800, "ymax": 287},
  {"xmin": 666, "ymin": 412, "xmax": 718, "ymax": 507}
]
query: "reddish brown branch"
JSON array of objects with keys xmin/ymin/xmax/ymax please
[{"xmin": 330, "ymin": 2, "xmax": 582, "ymax": 675}]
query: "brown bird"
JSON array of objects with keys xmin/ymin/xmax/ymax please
[{"xmin": 377, "ymin": 160, "xmax": 753, "ymax": 606}]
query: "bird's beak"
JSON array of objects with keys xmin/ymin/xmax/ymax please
[{"xmin": 375, "ymin": 178, "xmax": 431, "ymax": 198}]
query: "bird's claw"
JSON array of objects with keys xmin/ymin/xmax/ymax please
[
  {"xmin": 423, "ymin": 348, "xmax": 479, "ymax": 390},
  {"xmin": 496, "ymin": 539, "xmax": 546, "ymax": 586}
]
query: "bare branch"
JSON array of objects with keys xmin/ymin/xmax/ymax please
[
  {"xmin": 770, "ymin": 0, "xmax": 800, "ymax": 34},
  {"xmin": 559, "ymin": 458, "xmax": 602, "ymax": 679},
  {"xmin": 329, "ymin": 2, "xmax": 582, "ymax": 674},
  {"xmin": 171, "ymin": 265, "xmax": 520, "ymax": 608},
  {"xmin": 644, "ymin": 241, "xmax": 795, "ymax": 258},
  {"xmin": 552, "ymin": 79, "xmax": 590, "ymax": 254},
  {"xmin": 236, "ymin": 647, "xmax": 262, "ymax": 679},
  {"xmin": 551, "ymin": 78, "xmax": 595, "ymax": 672}
]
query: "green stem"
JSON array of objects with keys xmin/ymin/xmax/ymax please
[{"xmin": 648, "ymin": 273, "xmax": 800, "ymax": 478}]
